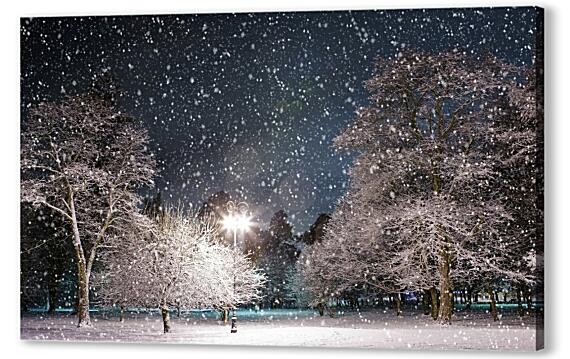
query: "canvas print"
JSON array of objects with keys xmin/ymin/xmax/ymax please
[{"xmin": 20, "ymin": 6, "xmax": 544, "ymax": 351}]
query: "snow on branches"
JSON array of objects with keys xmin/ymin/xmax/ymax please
[
  {"xmin": 302, "ymin": 50, "xmax": 540, "ymax": 324},
  {"xmin": 20, "ymin": 92, "xmax": 156, "ymax": 327},
  {"xmin": 95, "ymin": 209, "xmax": 265, "ymax": 333}
]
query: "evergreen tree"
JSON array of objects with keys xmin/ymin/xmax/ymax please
[{"xmin": 258, "ymin": 210, "xmax": 298, "ymax": 308}]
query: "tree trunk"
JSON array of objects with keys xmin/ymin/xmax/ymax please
[
  {"xmin": 422, "ymin": 289, "xmax": 431, "ymax": 315},
  {"xmin": 438, "ymin": 254, "xmax": 453, "ymax": 324},
  {"xmin": 317, "ymin": 302, "xmax": 325, "ymax": 316},
  {"xmin": 221, "ymin": 308, "xmax": 229, "ymax": 323},
  {"xmin": 47, "ymin": 278, "xmax": 57, "ymax": 314},
  {"xmin": 72, "ymin": 290, "xmax": 78, "ymax": 315},
  {"xmin": 488, "ymin": 288, "xmax": 498, "ymax": 321},
  {"xmin": 70, "ymin": 195, "xmax": 91, "ymax": 328},
  {"xmin": 465, "ymin": 288, "xmax": 472, "ymax": 310},
  {"xmin": 119, "ymin": 304, "xmax": 125, "ymax": 322},
  {"xmin": 76, "ymin": 264, "xmax": 91, "ymax": 327},
  {"xmin": 394, "ymin": 294, "xmax": 402, "ymax": 316},
  {"xmin": 161, "ymin": 305, "xmax": 171, "ymax": 333},
  {"xmin": 516, "ymin": 285, "xmax": 524, "ymax": 316},
  {"xmin": 525, "ymin": 285, "xmax": 533, "ymax": 314},
  {"xmin": 429, "ymin": 287, "xmax": 439, "ymax": 320}
]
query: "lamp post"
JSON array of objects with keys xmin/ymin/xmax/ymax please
[{"xmin": 221, "ymin": 201, "xmax": 252, "ymax": 334}]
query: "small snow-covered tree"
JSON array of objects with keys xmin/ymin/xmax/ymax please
[
  {"xmin": 21, "ymin": 85, "xmax": 155, "ymax": 327},
  {"xmin": 96, "ymin": 209, "xmax": 265, "ymax": 333}
]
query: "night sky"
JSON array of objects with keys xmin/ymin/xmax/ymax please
[{"xmin": 20, "ymin": 7, "xmax": 539, "ymax": 232}]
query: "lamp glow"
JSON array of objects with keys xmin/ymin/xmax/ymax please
[
  {"xmin": 222, "ymin": 201, "xmax": 252, "ymax": 334},
  {"xmin": 222, "ymin": 213, "xmax": 252, "ymax": 233}
]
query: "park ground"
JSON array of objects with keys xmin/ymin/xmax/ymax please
[{"xmin": 20, "ymin": 306, "xmax": 542, "ymax": 351}]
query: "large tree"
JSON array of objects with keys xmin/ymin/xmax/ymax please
[
  {"xmin": 321, "ymin": 50, "xmax": 537, "ymax": 324},
  {"xmin": 21, "ymin": 86, "xmax": 155, "ymax": 327}
]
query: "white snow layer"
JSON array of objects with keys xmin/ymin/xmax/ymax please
[{"xmin": 20, "ymin": 308, "xmax": 541, "ymax": 351}]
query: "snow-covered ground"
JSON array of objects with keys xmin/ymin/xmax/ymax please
[{"xmin": 20, "ymin": 308, "xmax": 541, "ymax": 351}]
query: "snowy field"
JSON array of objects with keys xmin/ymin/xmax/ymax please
[{"xmin": 20, "ymin": 308, "xmax": 541, "ymax": 351}]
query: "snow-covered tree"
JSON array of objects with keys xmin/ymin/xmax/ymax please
[
  {"xmin": 312, "ymin": 50, "xmax": 538, "ymax": 324},
  {"xmin": 491, "ymin": 55, "xmax": 544, "ymax": 315},
  {"xmin": 297, "ymin": 197, "xmax": 406, "ymax": 315},
  {"xmin": 95, "ymin": 209, "xmax": 265, "ymax": 333},
  {"xmin": 21, "ymin": 88, "xmax": 156, "ymax": 327},
  {"xmin": 293, "ymin": 242, "xmax": 345, "ymax": 315}
]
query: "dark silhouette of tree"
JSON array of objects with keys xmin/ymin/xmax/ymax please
[
  {"xmin": 198, "ymin": 191, "xmax": 232, "ymax": 221},
  {"xmin": 258, "ymin": 210, "xmax": 299, "ymax": 308},
  {"xmin": 20, "ymin": 204, "xmax": 74, "ymax": 312},
  {"xmin": 300, "ymin": 213, "xmax": 331, "ymax": 245},
  {"xmin": 143, "ymin": 191, "xmax": 165, "ymax": 221}
]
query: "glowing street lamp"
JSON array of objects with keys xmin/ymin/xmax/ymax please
[
  {"xmin": 221, "ymin": 201, "xmax": 252, "ymax": 334},
  {"xmin": 222, "ymin": 212, "xmax": 252, "ymax": 247}
]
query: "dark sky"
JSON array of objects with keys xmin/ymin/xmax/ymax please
[{"xmin": 20, "ymin": 7, "xmax": 539, "ymax": 232}]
